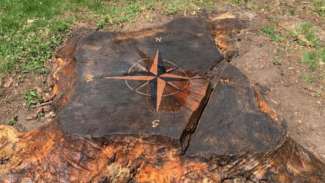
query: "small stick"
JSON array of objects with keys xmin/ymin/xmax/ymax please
[{"xmin": 31, "ymin": 100, "xmax": 53, "ymax": 108}]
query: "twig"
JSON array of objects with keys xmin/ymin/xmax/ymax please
[{"xmin": 31, "ymin": 100, "xmax": 53, "ymax": 108}]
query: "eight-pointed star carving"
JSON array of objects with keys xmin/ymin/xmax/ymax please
[{"xmin": 105, "ymin": 49, "xmax": 190, "ymax": 111}]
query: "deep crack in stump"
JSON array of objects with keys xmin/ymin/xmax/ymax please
[{"xmin": 0, "ymin": 17, "xmax": 325, "ymax": 183}]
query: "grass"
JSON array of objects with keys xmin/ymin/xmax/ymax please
[
  {"xmin": 230, "ymin": 0, "xmax": 249, "ymax": 5},
  {"xmin": 260, "ymin": 20, "xmax": 323, "ymax": 77},
  {"xmin": 0, "ymin": 0, "xmax": 72, "ymax": 76},
  {"xmin": 6, "ymin": 116, "xmax": 18, "ymax": 126},
  {"xmin": 0, "ymin": 0, "xmax": 217, "ymax": 78},
  {"xmin": 24, "ymin": 89, "xmax": 42, "ymax": 108},
  {"xmin": 261, "ymin": 25, "xmax": 284, "ymax": 42},
  {"xmin": 163, "ymin": 0, "xmax": 216, "ymax": 15},
  {"xmin": 294, "ymin": 22, "xmax": 320, "ymax": 47},
  {"xmin": 263, "ymin": 20, "xmax": 324, "ymax": 72},
  {"xmin": 313, "ymin": 0, "xmax": 325, "ymax": 17},
  {"xmin": 290, "ymin": 22, "xmax": 324, "ymax": 71},
  {"xmin": 302, "ymin": 48, "xmax": 325, "ymax": 71},
  {"xmin": 302, "ymin": 74, "xmax": 316, "ymax": 83}
]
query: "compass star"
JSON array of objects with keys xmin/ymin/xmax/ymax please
[{"xmin": 105, "ymin": 49, "xmax": 190, "ymax": 112}]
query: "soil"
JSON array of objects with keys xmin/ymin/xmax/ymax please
[
  {"xmin": 0, "ymin": 0, "xmax": 324, "ymax": 164},
  {"xmin": 232, "ymin": 30, "xmax": 325, "ymax": 161},
  {"xmin": 226, "ymin": 8, "xmax": 325, "ymax": 161},
  {"xmin": 0, "ymin": 73, "xmax": 53, "ymax": 131}
]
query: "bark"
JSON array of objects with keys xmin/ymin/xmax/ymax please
[{"xmin": 1, "ymin": 16, "xmax": 324, "ymax": 183}]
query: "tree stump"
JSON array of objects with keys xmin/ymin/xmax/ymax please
[{"xmin": 0, "ymin": 17, "xmax": 324, "ymax": 183}]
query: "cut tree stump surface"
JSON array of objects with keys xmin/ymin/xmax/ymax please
[
  {"xmin": 187, "ymin": 64, "xmax": 286, "ymax": 155},
  {"xmin": 58, "ymin": 17, "xmax": 220, "ymax": 146},
  {"xmin": 0, "ymin": 17, "xmax": 324, "ymax": 183},
  {"xmin": 57, "ymin": 17, "xmax": 285, "ymax": 155}
]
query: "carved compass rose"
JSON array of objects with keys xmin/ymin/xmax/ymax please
[{"xmin": 105, "ymin": 49, "xmax": 190, "ymax": 112}]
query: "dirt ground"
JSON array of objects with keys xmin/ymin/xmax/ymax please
[
  {"xmin": 0, "ymin": 73, "xmax": 55, "ymax": 131},
  {"xmin": 232, "ymin": 26, "xmax": 325, "ymax": 161},
  {"xmin": 0, "ymin": 0, "xmax": 324, "ymax": 162},
  {"xmin": 226, "ymin": 3, "xmax": 325, "ymax": 161}
]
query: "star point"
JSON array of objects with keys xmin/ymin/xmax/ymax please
[
  {"xmin": 150, "ymin": 50, "xmax": 159, "ymax": 75},
  {"xmin": 105, "ymin": 49, "xmax": 190, "ymax": 112}
]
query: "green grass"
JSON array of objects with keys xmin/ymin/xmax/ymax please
[
  {"xmin": 163, "ymin": 0, "xmax": 216, "ymax": 15},
  {"xmin": 302, "ymin": 73, "xmax": 315, "ymax": 83},
  {"xmin": 313, "ymin": 0, "xmax": 325, "ymax": 17},
  {"xmin": 291, "ymin": 21, "xmax": 324, "ymax": 71},
  {"xmin": 6, "ymin": 116, "xmax": 18, "ymax": 126},
  {"xmin": 24, "ymin": 89, "xmax": 42, "ymax": 108},
  {"xmin": 230, "ymin": 0, "xmax": 250, "ymax": 5},
  {"xmin": 294, "ymin": 22, "xmax": 320, "ymax": 47},
  {"xmin": 261, "ymin": 26, "xmax": 284, "ymax": 42},
  {"xmin": 0, "ymin": 0, "xmax": 217, "ymax": 78},
  {"xmin": 302, "ymin": 48, "xmax": 325, "ymax": 71},
  {"xmin": 0, "ymin": 0, "xmax": 72, "ymax": 76}
]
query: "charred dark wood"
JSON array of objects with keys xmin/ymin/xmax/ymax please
[{"xmin": 0, "ymin": 17, "xmax": 324, "ymax": 183}]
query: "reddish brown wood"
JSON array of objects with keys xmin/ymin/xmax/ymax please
[
  {"xmin": 104, "ymin": 49, "xmax": 193, "ymax": 112},
  {"xmin": 0, "ymin": 17, "xmax": 324, "ymax": 183},
  {"xmin": 0, "ymin": 123, "xmax": 324, "ymax": 182}
]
